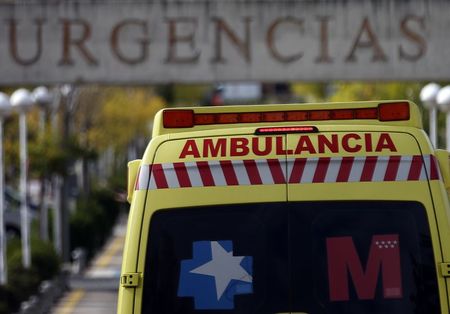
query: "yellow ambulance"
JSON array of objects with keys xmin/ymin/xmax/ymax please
[{"xmin": 118, "ymin": 100, "xmax": 450, "ymax": 314}]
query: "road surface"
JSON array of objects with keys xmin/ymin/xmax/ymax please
[{"xmin": 50, "ymin": 215, "xmax": 126, "ymax": 314}]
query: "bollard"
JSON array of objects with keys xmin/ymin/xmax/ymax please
[
  {"xmin": 38, "ymin": 280, "xmax": 54, "ymax": 313},
  {"xmin": 17, "ymin": 273, "xmax": 70, "ymax": 314},
  {"xmin": 71, "ymin": 247, "xmax": 87, "ymax": 275},
  {"xmin": 19, "ymin": 295, "xmax": 38, "ymax": 314}
]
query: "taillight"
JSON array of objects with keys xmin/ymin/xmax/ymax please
[
  {"xmin": 162, "ymin": 102, "xmax": 410, "ymax": 128},
  {"xmin": 163, "ymin": 110, "xmax": 194, "ymax": 128},
  {"xmin": 378, "ymin": 102, "xmax": 410, "ymax": 121}
]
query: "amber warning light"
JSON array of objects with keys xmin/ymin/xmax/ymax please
[{"xmin": 162, "ymin": 102, "xmax": 410, "ymax": 128}]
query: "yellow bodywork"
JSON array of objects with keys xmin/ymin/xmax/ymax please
[{"xmin": 118, "ymin": 101, "xmax": 450, "ymax": 313}]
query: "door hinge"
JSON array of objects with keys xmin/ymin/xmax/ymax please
[
  {"xmin": 440, "ymin": 263, "xmax": 450, "ymax": 277},
  {"xmin": 120, "ymin": 273, "xmax": 140, "ymax": 287}
]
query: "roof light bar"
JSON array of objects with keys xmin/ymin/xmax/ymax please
[{"xmin": 162, "ymin": 102, "xmax": 410, "ymax": 128}]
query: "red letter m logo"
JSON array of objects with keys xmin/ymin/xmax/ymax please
[{"xmin": 326, "ymin": 234, "xmax": 402, "ymax": 301}]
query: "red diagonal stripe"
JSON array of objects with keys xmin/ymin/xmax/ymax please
[
  {"xmin": 384, "ymin": 156, "xmax": 401, "ymax": 181},
  {"xmin": 220, "ymin": 160, "xmax": 239, "ymax": 185},
  {"xmin": 289, "ymin": 158, "xmax": 307, "ymax": 183},
  {"xmin": 173, "ymin": 162, "xmax": 192, "ymax": 187},
  {"xmin": 244, "ymin": 160, "xmax": 263, "ymax": 185},
  {"xmin": 268, "ymin": 159, "xmax": 286, "ymax": 184},
  {"xmin": 313, "ymin": 157, "xmax": 330, "ymax": 183},
  {"xmin": 336, "ymin": 157, "xmax": 354, "ymax": 182},
  {"xmin": 430, "ymin": 155, "xmax": 440, "ymax": 180},
  {"xmin": 408, "ymin": 155, "xmax": 422, "ymax": 180},
  {"xmin": 152, "ymin": 164, "xmax": 168, "ymax": 189},
  {"xmin": 197, "ymin": 161, "xmax": 215, "ymax": 186},
  {"xmin": 360, "ymin": 156, "xmax": 377, "ymax": 182}
]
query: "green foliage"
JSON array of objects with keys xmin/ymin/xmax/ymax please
[
  {"xmin": 328, "ymin": 82, "xmax": 422, "ymax": 102},
  {"xmin": 83, "ymin": 87, "xmax": 165, "ymax": 152},
  {"xmin": 0, "ymin": 86, "xmax": 163, "ymax": 313},
  {"xmin": 28, "ymin": 133, "xmax": 97, "ymax": 178},
  {"xmin": 108, "ymin": 163, "xmax": 128, "ymax": 191},
  {"xmin": 0, "ymin": 236, "xmax": 60, "ymax": 313},
  {"xmin": 291, "ymin": 82, "xmax": 329, "ymax": 102},
  {"xmin": 30, "ymin": 237, "xmax": 61, "ymax": 280},
  {"xmin": 93, "ymin": 188, "xmax": 122, "ymax": 224},
  {"xmin": 70, "ymin": 187, "xmax": 122, "ymax": 259},
  {"xmin": 172, "ymin": 84, "xmax": 209, "ymax": 105},
  {"xmin": 291, "ymin": 82, "xmax": 424, "ymax": 104},
  {"xmin": 0, "ymin": 286, "xmax": 11, "ymax": 314},
  {"xmin": 0, "ymin": 86, "xmax": 166, "ymax": 192},
  {"xmin": 70, "ymin": 198, "xmax": 107, "ymax": 259},
  {"xmin": 4, "ymin": 267, "xmax": 40, "ymax": 312}
]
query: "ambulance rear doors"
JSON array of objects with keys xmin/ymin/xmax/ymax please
[{"xmin": 137, "ymin": 126, "xmax": 445, "ymax": 313}]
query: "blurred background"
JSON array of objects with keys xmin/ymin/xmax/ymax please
[{"xmin": 0, "ymin": 0, "xmax": 450, "ymax": 313}]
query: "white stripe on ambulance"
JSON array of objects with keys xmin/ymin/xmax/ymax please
[
  {"xmin": 256, "ymin": 159, "xmax": 276, "ymax": 185},
  {"xmin": 324, "ymin": 157, "xmax": 342, "ymax": 183},
  {"xmin": 179, "ymin": 133, "xmax": 397, "ymax": 159},
  {"xmin": 348, "ymin": 156, "xmax": 366, "ymax": 182},
  {"xmin": 185, "ymin": 162, "xmax": 203, "ymax": 187},
  {"xmin": 396, "ymin": 156, "xmax": 412, "ymax": 181},
  {"xmin": 136, "ymin": 154, "xmax": 440, "ymax": 190},
  {"xmin": 372, "ymin": 157, "xmax": 389, "ymax": 182}
]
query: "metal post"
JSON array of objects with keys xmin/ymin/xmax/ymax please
[
  {"xmin": 53, "ymin": 175, "xmax": 62, "ymax": 256},
  {"xmin": 420, "ymin": 83, "xmax": 440, "ymax": 148},
  {"xmin": 61, "ymin": 176, "xmax": 70, "ymax": 262},
  {"xmin": 19, "ymin": 112, "xmax": 31, "ymax": 268},
  {"xmin": 40, "ymin": 179, "xmax": 49, "ymax": 242},
  {"xmin": 50, "ymin": 87, "xmax": 62, "ymax": 255},
  {"xmin": 0, "ymin": 118, "xmax": 6, "ymax": 284},
  {"xmin": 437, "ymin": 86, "xmax": 450, "ymax": 151},
  {"xmin": 59, "ymin": 84, "xmax": 76, "ymax": 263},
  {"xmin": 446, "ymin": 113, "xmax": 450, "ymax": 151},
  {"xmin": 10, "ymin": 89, "xmax": 33, "ymax": 269},
  {"xmin": 39, "ymin": 108, "xmax": 49, "ymax": 242},
  {"xmin": 430, "ymin": 107, "xmax": 437, "ymax": 148},
  {"xmin": 32, "ymin": 87, "xmax": 53, "ymax": 242}
]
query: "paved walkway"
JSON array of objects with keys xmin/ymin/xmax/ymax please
[{"xmin": 50, "ymin": 215, "xmax": 127, "ymax": 314}]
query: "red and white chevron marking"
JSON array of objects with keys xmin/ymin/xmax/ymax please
[{"xmin": 135, "ymin": 155, "xmax": 441, "ymax": 190}]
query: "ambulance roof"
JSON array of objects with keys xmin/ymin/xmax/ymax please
[{"xmin": 152, "ymin": 100, "xmax": 422, "ymax": 137}]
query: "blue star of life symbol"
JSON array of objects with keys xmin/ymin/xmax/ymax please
[{"xmin": 177, "ymin": 240, "xmax": 253, "ymax": 310}]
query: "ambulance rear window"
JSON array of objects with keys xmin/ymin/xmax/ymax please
[{"xmin": 142, "ymin": 201, "xmax": 440, "ymax": 314}]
